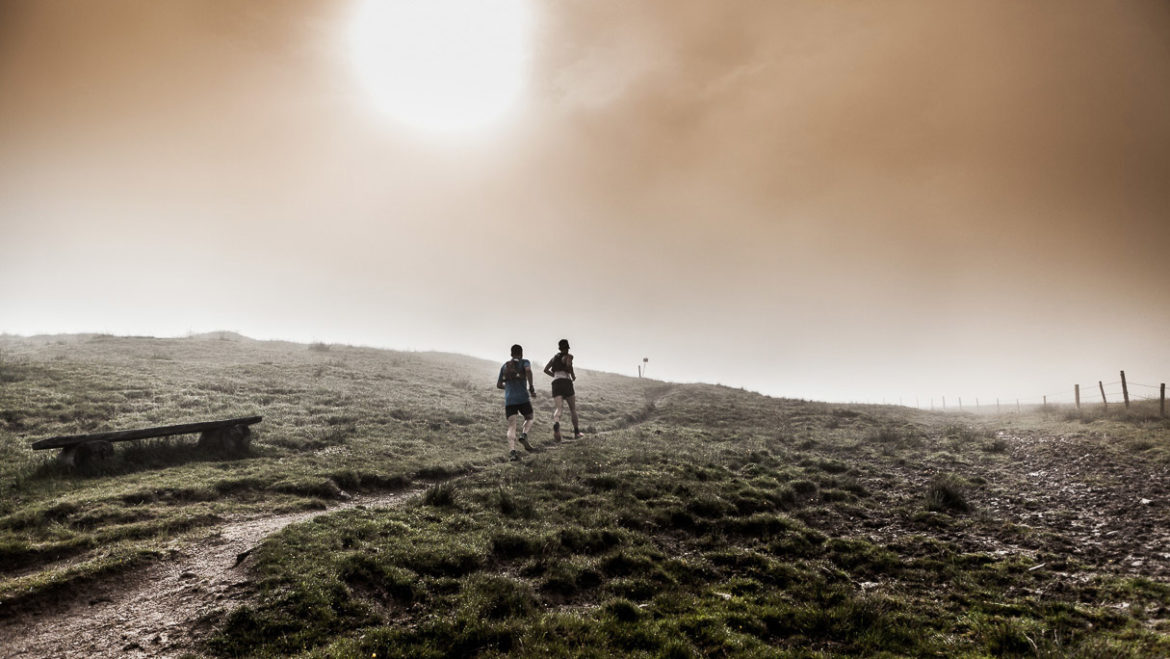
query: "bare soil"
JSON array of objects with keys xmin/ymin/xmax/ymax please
[
  {"xmin": 0, "ymin": 490, "xmax": 419, "ymax": 659},
  {"xmin": 988, "ymin": 433, "xmax": 1170, "ymax": 575},
  {"xmin": 844, "ymin": 430, "xmax": 1170, "ymax": 580}
]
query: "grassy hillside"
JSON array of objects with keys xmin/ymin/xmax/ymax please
[
  {"xmin": 2, "ymin": 334, "xmax": 1169, "ymax": 657},
  {"xmin": 0, "ymin": 334, "xmax": 688, "ymax": 608}
]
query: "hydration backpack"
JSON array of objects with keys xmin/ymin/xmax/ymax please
[
  {"xmin": 503, "ymin": 359, "xmax": 526, "ymax": 382},
  {"xmin": 549, "ymin": 352, "xmax": 566, "ymax": 373}
]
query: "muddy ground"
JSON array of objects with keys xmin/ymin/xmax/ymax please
[{"xmin": 829, "ymin": 429, "xmax": 1170, "ymax": 581}]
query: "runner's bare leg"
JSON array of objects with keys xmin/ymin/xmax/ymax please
[
  {"xmin": 567, "ymin": 395, "xmax": 580, "ymax": 434},
  {"xmin": 552, "ymin": 396, "xmax": 564, "ymax": 425}
]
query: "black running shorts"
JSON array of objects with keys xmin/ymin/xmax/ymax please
[
  {"xmin": 505, "ymin": 402, "xmax": 534, "ymax": 419},
  {"xmin": 551, "ymin": 378, "xmax": 575, "ymax": 399}
]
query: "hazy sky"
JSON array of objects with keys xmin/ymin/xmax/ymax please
[{"xmin": 2, "ymin": 0, "xmax": 1168, "ymax": 404}]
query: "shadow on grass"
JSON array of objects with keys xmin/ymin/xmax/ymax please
[{"xmin": 24, "ymin": 437, "xmax": 256, "ymax": 482}]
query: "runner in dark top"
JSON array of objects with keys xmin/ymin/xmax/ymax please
[
  {"xmin": 497, "ymin": 344, "xmax": 536, "ymax": 461},
  {"xmin": 543, "ymin": 338, "xmax": 583, "ymax": 439}
]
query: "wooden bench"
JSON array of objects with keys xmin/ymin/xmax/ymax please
[{"xmin": 31, "ymin": 415, "xmax": 262, "ymax": 466}]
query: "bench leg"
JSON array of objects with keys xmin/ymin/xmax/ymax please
[
  {"xmin": 230, "ymin": 424, "xmax": 252, "ymax": 453},
  {"xmin": 198, "ymin": 425, "xmax": 252, "ymax": 454},
  {"xmin": 60, "ymin": 440, "xmax": 114, "ymax": 467}
]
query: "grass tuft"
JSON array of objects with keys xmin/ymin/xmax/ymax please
[
  {"xmin": 926, "ymin": 475, "xmax": 971, "ymax": 513},
  {"xmin": 604, "ymin": 597, "xmax": 642, "ymax": 622},
  {"xmin": 422, "ymin": 482, "xmax": 457, "ymax": 508},
  {"xmin": 462, "ymin": 574, "xmax": 536, "ymax": 620}
]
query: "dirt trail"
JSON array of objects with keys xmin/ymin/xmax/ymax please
[{"xmin": 0, "ymin": 490, "xmax": 419, "ymax": 659}]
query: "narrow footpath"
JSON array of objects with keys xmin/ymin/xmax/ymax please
[{"xmin": 1, "ymin": 491, "xmax": 418, "ymax": 659}]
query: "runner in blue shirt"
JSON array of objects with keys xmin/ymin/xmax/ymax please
[{"xmin": 497, "ymin": 344, "xmax": 536, "ymax": 461}]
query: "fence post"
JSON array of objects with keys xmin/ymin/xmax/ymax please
[
  {"xmin": 1016, "ymin": 399, "xmax": 1021, "ymax": 413},
  {"xmin": 959, "ymin": 397, "xmax": 963, "ymax": 411},
  {"xmin": 1121, "ymin": 370, "xmax": 1130, "ymax": 409},
  {"xmin": 943, "ymin": 396, "xmax": 946, "ymax": 410},
  {"xmin": 997, "ymin": 398, "xmax": 1000, "ymax": 413},
  {"xmin": 1043, "ymin": 395, "xmax": 1047, "ymax": 411},
  {"xmin": 1161, "ymin": 383, "xmax": 1166, "ymax": 418},
  {"xmin": 1099, "ymin": 381, "xmax": 1108, "ymax": 410},
  {"xmin": 1075, "ymin": 384, "xmax": 1080, "ymax": 411}
]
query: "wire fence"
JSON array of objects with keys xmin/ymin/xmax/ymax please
[{"xmin": 914, "ymin": 371, "xmax": 1166, "ymax": 416}]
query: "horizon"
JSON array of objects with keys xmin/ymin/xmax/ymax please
[
  {"xmin": 3, "ymin": 329, "xmax": 1160, "ymax": 412},
  {"xmin": 3, "ymin": 1, "xmax": 1168, "ymax": 407}
]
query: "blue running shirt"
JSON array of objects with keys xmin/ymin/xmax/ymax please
[{"xmin": 499, "ymin": 359, "xmax": 531, "ymax": 405}]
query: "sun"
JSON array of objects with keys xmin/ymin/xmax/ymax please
[{"xmin": 346, "ymin": 0, "xmax": 534, "ymax": 136}]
